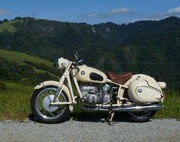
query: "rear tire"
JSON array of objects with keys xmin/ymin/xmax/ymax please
[
  {"xmin": 31, "ymin": 85, "xmax": 70, "ymax": 124},
  {"xmin": 126, "ymin": 110, "xmax": 157, "ymax": 122}
]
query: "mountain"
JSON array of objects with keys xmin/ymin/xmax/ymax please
[{"xmin": 0, "ymin": 17, "xmax": 180, "ymax": 85}]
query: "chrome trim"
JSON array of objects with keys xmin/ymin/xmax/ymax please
[{"xmin": 83, "ymin": 105, "xmax": 164, "ymax": 112}]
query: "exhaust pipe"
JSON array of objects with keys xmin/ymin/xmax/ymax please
[
  {"xmin": 112, "ymin": 105, "xmax": 164, "ymax": 112},
  {"xmin": 84, "ymin": 105, "xmax": 164, "ymax": 112}
]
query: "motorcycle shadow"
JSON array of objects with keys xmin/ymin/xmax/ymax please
[
  {"xmin": 28, "ymin": 113, "xmax": 71, "ymax": 124},
  {"xmin": 70, "ymin": 112, "xmax": 131, "ymax": 123},
  {"xmin": 28, "ymin": 112, "xmax": 149, "ymax": 124}
]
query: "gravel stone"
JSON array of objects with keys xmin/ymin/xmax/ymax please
[{"xmin": 0, "ymin": 119, "xmax": 180, "ymax": 142}]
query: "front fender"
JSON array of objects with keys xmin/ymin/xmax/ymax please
[
  {"xmin": 34, "ymin": 81, "xmax": 73, "ymax": 111},
  {"xmin": 34, "ymin": 81, "xmax": 60, "ymax": 89}
]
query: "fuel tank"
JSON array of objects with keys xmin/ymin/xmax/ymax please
[{"xmin": 72, "ymin": 65, "xmax": 107, "ymax": 83}]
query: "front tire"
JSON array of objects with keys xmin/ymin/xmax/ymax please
[
  {"xmin": 31, "ymin": 85, "xmax": 70, "ymax": 123},
  {"xmin": 126, "ymin": 110, "xmax": 157, "ymax": 122}
]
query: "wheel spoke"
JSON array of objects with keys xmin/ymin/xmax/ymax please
[
  {"xmin": 51, "ymin": 112, "xmax": 55, "ymax": 117},
  {"xmin": 35, "ymin": 87, "xmax": 68, "ymax": 120}
]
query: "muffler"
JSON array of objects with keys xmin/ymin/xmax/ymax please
[
  {"xmin": 112, "ymin": 105, "xmax": 164, "ymax": 112},
  {"xmin": 84, "ymin": 105, "xmax": 164, "ymax": 112}
]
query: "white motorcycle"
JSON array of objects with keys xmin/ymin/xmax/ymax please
[{"xmin": 31, "ymin": 53, "xmax": 166, "ymax": 124}]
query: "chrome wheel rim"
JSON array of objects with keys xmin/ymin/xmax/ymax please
[{"xmin": 35, "ymin": 87, "xmax": 67, "ymax": 120}]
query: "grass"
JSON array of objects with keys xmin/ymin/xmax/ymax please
[
  {"xmin": 0, "ymin": 21, "xmax": 16, "ymax": 32},
  {"xmin": 0, "ymin": 49, "xmax": 58, "ymax": 79},
  {"xmin": 3, "ymin": 81, "xmax": 33, "ymax": 89},
  {"xmin": 33, "ymin": 67, "xmax": 58, "ymax": 78},
  {"xmin": 0, "ymin": 49, "xmax": 54, "ymax": 67},
  {"xmin": 0, "ymin": 88, "xmax": 33, "ymax": 120},
  {"xmin": 154, "ymin": 90, "xmax": 180, "ymax": 120},
  {"xmin": 0, "ymin": 19, "xmax": 27, "ymax": 33},
  {"xmin": 0, "ymin": 82, "xmax": 179, "ymax": 121}
]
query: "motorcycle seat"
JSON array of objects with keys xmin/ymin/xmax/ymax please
[{"xmin": 106, "ymin": 72, "xmax": 132, "ymax": 84}]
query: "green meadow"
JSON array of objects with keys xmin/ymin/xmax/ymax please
[
  {"xmin": 0, "ymin": 81, "xmax": 179, "ymax": 121},
  {"xmin": 0, "ymin": 49, "xmax": 53, "ymax": 67}
]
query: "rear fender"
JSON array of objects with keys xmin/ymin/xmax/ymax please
[
  {"xmin": 126, "ymin": 74, "xmax": 166, "ymax": 101},
  {"xmin": 120, "ymin": 74, "xmax": 164, "ymax": 97},
  {"xmin": 34, "ymin": 81, "xmax": 73, "ymax": 111},
  {"xmin": 125, "ymin": 74, "xmax": 162, "ymax": 90}
]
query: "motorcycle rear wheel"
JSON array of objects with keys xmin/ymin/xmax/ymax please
[
  {"xmin": 31, "ymin": 85, "xmax": 70, "ymax": 123},
  {"xmin": 126, "ymin": 110, "xmax": 157, "ymax": 122}
]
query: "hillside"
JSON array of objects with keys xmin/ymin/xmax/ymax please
[
  {"xmin": 0, "ymin": 49, "xmax": 59, "ymax": 87},
  {"xmin": 0, "ymin": 17, "xmax": 180, "ymax": 85},
  {"xmin": 0, "ymin": 49, "xmax": 53, "ymax": 66}
]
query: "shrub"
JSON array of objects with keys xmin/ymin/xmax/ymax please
[
  {"xmin": 0, "ymin": 81, "xmax": 6, "ymax": 90},
  {"xmin": 19, "ymin": 78, "xmax": 32, "ymax": 86}
]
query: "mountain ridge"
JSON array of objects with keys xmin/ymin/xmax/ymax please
[{"xmin": 0, "ymin": 16, "xmax": 179, "ymax": 84}]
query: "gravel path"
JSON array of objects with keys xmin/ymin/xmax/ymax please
[{"xmin": 0, "ymin": 118, "xmax": 180, "ymax": 142}]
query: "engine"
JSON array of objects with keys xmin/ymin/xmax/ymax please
[{"xmin": 81, "ymin": 84, "xmax": 111, "ymax": 104}]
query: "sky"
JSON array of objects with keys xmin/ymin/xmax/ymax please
[{"xmin": 0, "ymin": 0, "xmax": 180, "ymax": 24}]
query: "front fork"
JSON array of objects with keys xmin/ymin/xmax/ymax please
[
  {"xmin": 53, "ymin": 73, "xmax": 66, "ymax": 102},
  {"xmin": 53, "ymin": 66, "xmax": 75, "ymax": 103}
]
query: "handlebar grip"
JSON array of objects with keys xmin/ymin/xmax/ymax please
[{"xmin": 78, "ymin": 59, "xmax": 83, "ymax": 63}]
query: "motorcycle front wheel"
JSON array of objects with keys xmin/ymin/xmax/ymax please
[
  {"xmin": 126, "ymin": 110, "xmax": 157, "ymax": 122},
  {"xmin": 31, "ymin": 85, "xmax": 70, "ymax": 123}
]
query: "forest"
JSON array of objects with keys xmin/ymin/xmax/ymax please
[{"xmin": 0, "ymin": 16, "xmax": 179, "ymax": 87}]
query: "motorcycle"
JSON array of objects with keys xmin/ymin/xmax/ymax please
[{"xmin": 31, "ymin": 53, "xmax": 166, "ymax": 124}]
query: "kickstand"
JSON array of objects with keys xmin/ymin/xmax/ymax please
[{"xmin": 107, "ymin": 111, "xmax": 115, "ymax": 125}]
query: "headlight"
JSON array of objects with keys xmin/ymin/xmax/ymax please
[{"xmin": 57, "ymin": 57, "xmax": 70, "ymax": 69}]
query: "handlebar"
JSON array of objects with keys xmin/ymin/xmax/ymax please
[
  {"xmin": 73, "ymin": 51, "xmax": 83, "ymax": 66},
  {"xmin": 72, "ymin": 59, "xmax": 83, "ymax": 66}
]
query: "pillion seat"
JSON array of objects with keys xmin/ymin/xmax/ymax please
[{"xmin": 106, "ymin": 72, "xmax": 132, "ymax": 84}]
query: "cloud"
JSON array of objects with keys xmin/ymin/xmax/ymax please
[
  {"xmin": 131, "ymin": 6, "xmax": 180, "ymax": 23},
  {"xmin": 0, "ymin": 8, "xmax": 12, "ymax": 15},
  {"xmin": 83, "ymin": 8, "xmax": 131, "ymax": 19},
  {"xmin": 83, "ymin": 6, "xmax": 180, "ymax": 22},
  {"xmin": 111, "ymin": 8, "xmax": 131, "ymax": 14},
  {"xmin": 84, "ymin": 14, "xmax": 102, "ymax": 19},
  {"xmin": 167, "ymin": 6, "xmax": 180, "ymax": 15},
  {"xmin": 149, "ymin": 6, "xmax": 180, "ymax": 19}
]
